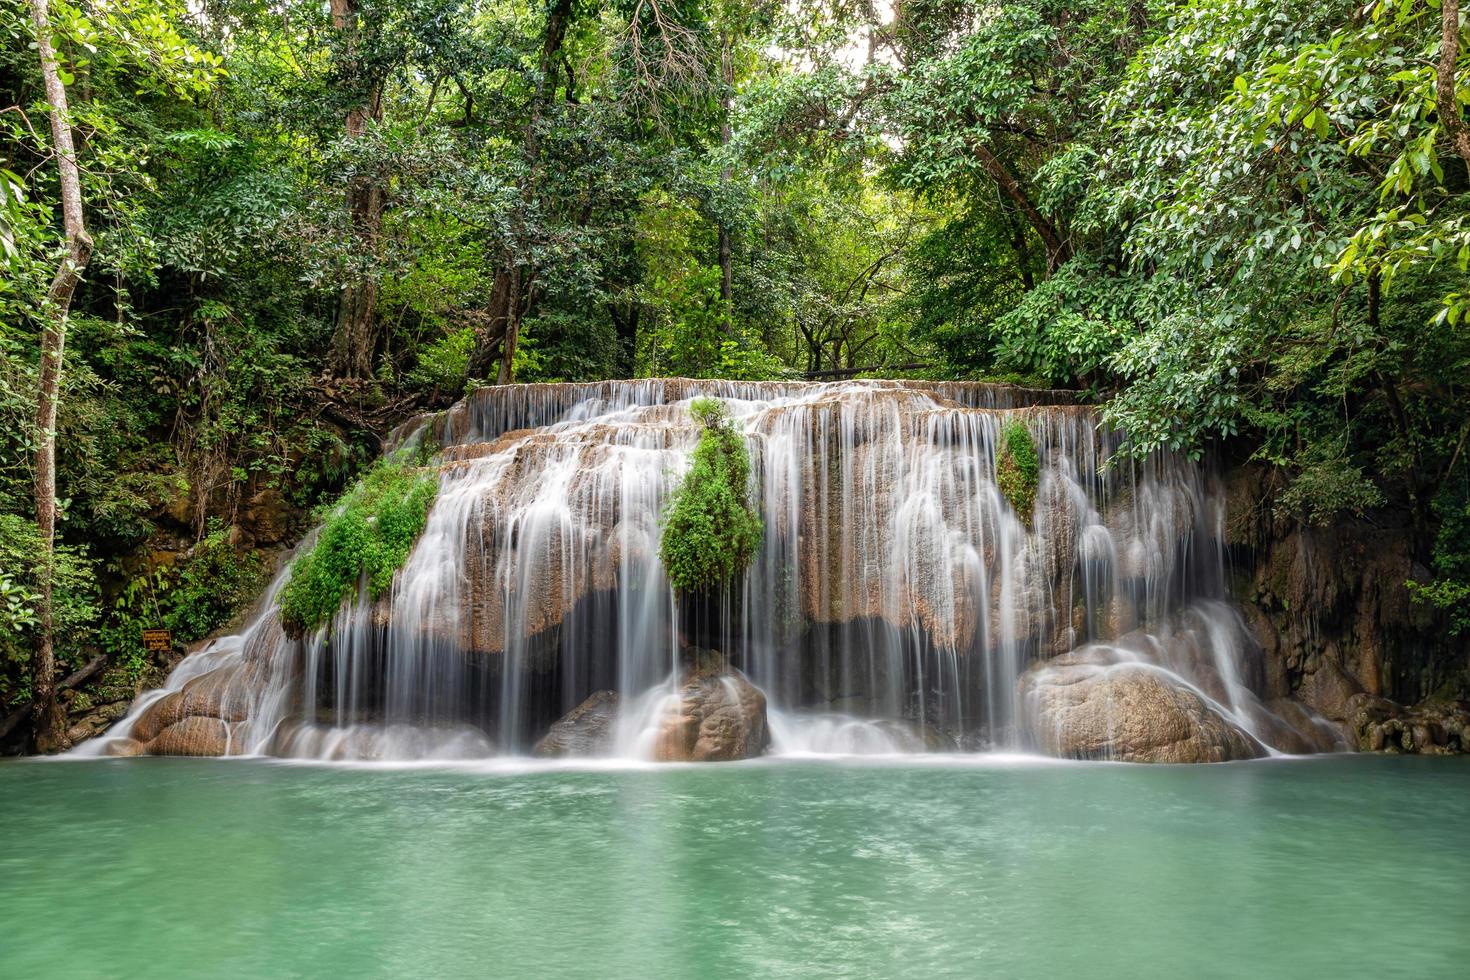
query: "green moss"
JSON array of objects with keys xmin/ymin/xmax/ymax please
[
  {"xmin": 659, "ymin": 398, "xmax": 763, "ymax": 595},
  {"xmin": 278, "ymin": 454, "xmax": 439, "ymax": 636},
  {"xmin": 996, "ymin": 419, "xmax": 1040, "ymax": 526}
]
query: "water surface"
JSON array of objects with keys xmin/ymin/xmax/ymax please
[{"xmin": 2, "ymin": 755, "xmax": 1467, "ymax": 978}]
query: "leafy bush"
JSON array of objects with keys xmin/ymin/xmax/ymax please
[
  {"xmin": 996, "ymin": 420, "xmax": 1040, "ymax": 526},
  {"xmin": 1274, "ymin": 452, "xmax": 1384, "ymax": 527},
  {"xmin": 659, "ymin": 398, "xmax": 763, "ymax": 594},
  {"xmin": 1408, "ymin": 487, "xmax": 1470, "ymax": 634},
  {"xmin": 407, "ymin": 327, "xmax": 476, "ymax": 394},
  {"xmin": 277, "ymin": 455, "xmax": 439, "ymax": 635},
  {"xmin": 0, "ymin": 515, "xmax": 99, "ymax": 709},
  {"xmin": 166, "ymin": 520, "xmax": 263, "ymax": 639}
]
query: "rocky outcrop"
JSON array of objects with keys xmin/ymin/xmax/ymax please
[
  {"xmin": 1259, "ymin": 698, "xmax": 1350, "ymax": 754},
  {"xmin": 1224, "ymin": 463, "xmax": 1466, "ymax": 707},
  {"xmin": 652, "ymin": 658, "xmax": 770, "ymax": 762},
  {"xmin": 1342, "ymin": 694, "xmax": 1470, "ymax": 755},
  {"xmin": 1020, "ymin": 649, "xmax": 1266, "ymax": 763},
  {"xmin": 102, "ymin": 658, "xmax": 264, "ymax": 757},
  {"xmin": 1223, "ymin": 462, "xmax": 1469, "ymax": 753},
  {"xmin": 62, "ymin": 700, "xmax": 133, "ymax": 748},
  {"xmin": 533, "ymin": 690, "xmax": 621, "ymax": 757}
]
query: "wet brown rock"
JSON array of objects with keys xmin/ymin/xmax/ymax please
[
  {"xmin": 1262, "ymin": 698, "xmax": 1349, "ymax": 754},
  {"xmin": 1020, "ymin": 650, "xmax": 1266, "ymax": 763},
  {"xmin": 244, "ymin": 487, "xmax": 292, "ymax": 545},
  {"xmin": 144, "ymin": 716, "xmax": 235, "ymax": 756},
  {"xmin": 652, "ymin": 659, "xmax": 770, "ymax": 762},
  {"xmin": 1036, "ymin": 473, "xmax": 1077, "ymax": 587},
  {"xmin": 1345, "ymin": 694, "xmax": 1470, "ymax": 754},
  {"xmin": 1225, "ymin": 462, "xmax": 1463, "ymax": 712},
  {"xmin": 128, "ymin": 664, "xmax": 254, "ymax": 745},
  {"xmin": 105, "ymin": 738, "xmax": 145, "ymax": 758},
  {"xmin": 64, "ymin": 720, "xmax": 98, "ymax": 745},
  {"xmin": 1297, "ymin": 659, "xmax": 1364, "ymax": 723},
  {"xmin": 534, "ymin": 690, "xmax": 621, "ymax": 758},
  {"xmin": 873, "ymin": 720, "xmax": 956, "ymax": 752}
]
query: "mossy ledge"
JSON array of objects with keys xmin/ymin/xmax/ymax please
[
  {"xmin": 659, "ymin": 398, "xmax": 764, "ymax": 595},
  {"xmin": 278, "ymin": 453, "xmax": 439, "ymax": 636},
  {"xmin": 996, "ymin": 419, "xmax": 1040, "ymax": 527}
]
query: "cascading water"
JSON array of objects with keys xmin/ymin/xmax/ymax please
[{"xmin": 75, "ymin": 379, "xmax": 1336, "ymax": 762}]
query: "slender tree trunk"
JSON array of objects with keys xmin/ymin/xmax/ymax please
[
  {"xmin": 969, "ymin": 140, "xmax": 1070, "ymax": 270},
  {"xmin": 465, "ymin": 267, "xmax": 512, "ymax": 380},
  {"xmin": 717, "ymin": 31, "xmax": 734, "ymax": 336},
  {"xmin": 1003, "ymin": 207, "xmax": 1035, "ymax": 290},
  {"xmin": 328, "ymin": 0, "xmax": 385, "ymax": 379},
  {"xmin": 29, "ymin": 0, "xmax": 93, "ymax": 753},
  {"xmin": 496, "ymin": 267, "xmax": 524, "ymax": 385}
]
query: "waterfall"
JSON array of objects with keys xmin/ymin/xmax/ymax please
[{"xmin": 76, "ymin": 379, "xmax": 1326, "ymax": 761}]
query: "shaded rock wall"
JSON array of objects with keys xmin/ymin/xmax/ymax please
[{"xmin": 1223, "ymin": 463, "xmax": 1469, "ymax": 745}]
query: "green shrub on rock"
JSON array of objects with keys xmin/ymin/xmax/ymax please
[
  {"xmin": 996, "ymin": 419, "xmax": 1040, "ymax": 526},
  {"xmin": 659, "ymin": 398, "xmax": 763, "ymax": 594},
  {"xmin": 278, "ymin": 455, "xmax": 439, "ymax": 635}
]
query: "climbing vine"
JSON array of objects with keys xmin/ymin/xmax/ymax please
[{"xmin": 659, "ymin": 398, "xmax": 763, "ymax": 594}]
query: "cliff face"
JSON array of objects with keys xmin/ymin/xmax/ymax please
[{"xmin": 1223, "ymin": 464, "xmax": 1470, "ymax": 752}]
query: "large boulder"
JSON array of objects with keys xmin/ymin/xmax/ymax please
[
  {"xmin": 1296, "ymin": 658, "xmax": 1364, "ymax": 723},
  {"xmin": 1020, "ymin": 650, "xmax": 1266, "ymax": 763},
  {"xmin": 144, "ymin": 716, "xmax": 240, "ymax": 756},
  {"xmin": 127, "ymin": 665, "xmax": 253, "ymax": 747},
  {"xmin": 533, "ymin": 690, "xmax": 622, "ymax": 758},
  {"xmin": 652, "ymin": 659, "xmax": 770, "ymax": 762}
]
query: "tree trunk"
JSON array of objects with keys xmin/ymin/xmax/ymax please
[
  {"xmin": 328, "ymin": 0, "xmax": 385, "ymax": 379},
  {"xmin": 29, "ymin": 0, "xmax": 93, "ymax": 753},
  {"xmin": 1440, "ymin": 0, "xmax": 1470, "ymax": 167},
  {"xmin": 465, "ymin": 267, "xmax": 512, "ymax": 381},
  {"xmin": 496, "ymin": 266, "xmax": 524, "ymax": 385},
  {"xmin": 1003, "ymin": 207, "xmax": 1036, "ymax": 290},
  {"xmin": 970, "ymin": 140, "xmax": 1070, "ymax": 270},
  {"xmin": 717, "ymin": 31, "xmax": 734, "ymax": 336}
]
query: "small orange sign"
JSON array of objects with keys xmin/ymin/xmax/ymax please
[{"xmin": 141, "ymin": 628, "xmax": 172, "ymax": 653}]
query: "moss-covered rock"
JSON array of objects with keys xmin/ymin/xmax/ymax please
[
  {"xmin": 278, "ymin": 454, "xmax": 439, "ymax": 635},
  {"xmin": 659, "ymin": 398, "xmax": 763, "ymax": 595},
  {"xmin": 996, "ymin": 419, "xmax": 1040, "ymax": 526}
]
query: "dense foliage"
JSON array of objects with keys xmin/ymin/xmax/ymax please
[
  {"xmin": 660, "ymin": 398, "xmax": 762, "ymax": 594},
  {"xmin": 278, "ymin": 453, "xmax": 438, "ymax": 635},
  {"xmin": 7, "ymin": 0, "xmax": 1470, "ymax": 741}
]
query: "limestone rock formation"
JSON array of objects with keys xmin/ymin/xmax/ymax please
[
  {"xmin": 1020, "ymin": 650, "xmax": 1266, "ymax": 763},
  {"xmin": 1344, "ymin": 694, "xmax": 1470, "ymax": 755},
  {"xmin": 652, "ymin": 658, "xmax": 770, "ymax": 762},
  {"xmin": 533, "ymin": 690, "xmax": 622, "ymax": 758},
  {"xmin": 1260, "ymin": 698, "xmax": 1350, "ymax": 754},
  {"xmin": 1223, "ymin": 462, "xmax": 1463, "ymax": 714}
]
